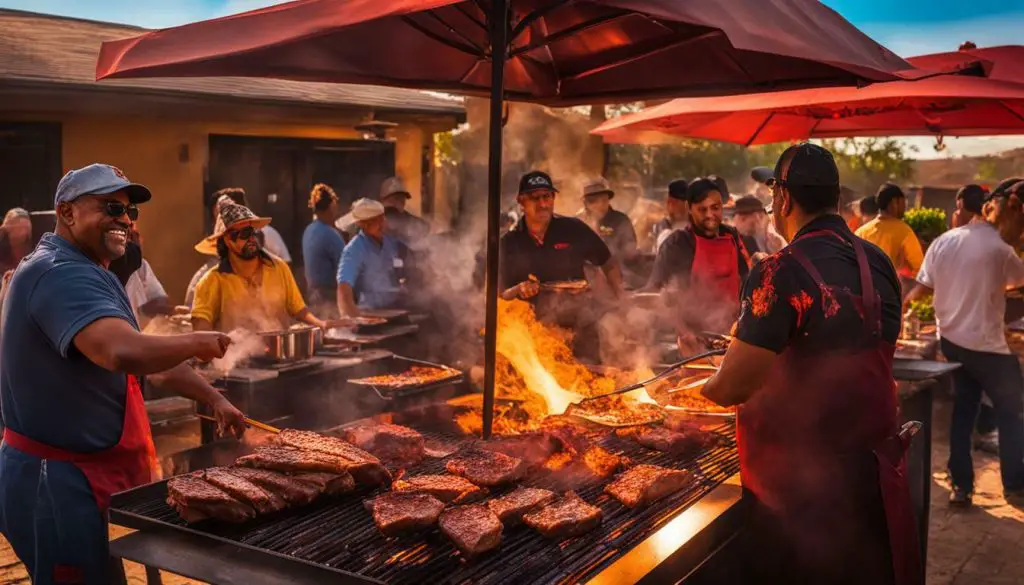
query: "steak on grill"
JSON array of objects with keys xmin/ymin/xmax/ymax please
[
  {"xmin": 166, "ymin": 474, "xmax": 255, "ymax": 524},
  {"xmin": 202, "ymin": 468, "xmax": 287, "ymax": 514},
  {"xmin": 486, "ymin": 486, "xmax": 556, "ymax": 524},
  {"xmin": 446, "ymin": 449, "xmax": 526, "ymax": 487},
  {"xmin": 364, "ymin": 492, "xmax": 445, "ymax": 537},
  {"xmin": 604, "ymin": 464, "xmax": 694, "ymax": 508},
  {"xmin": 291, "ymin": 472, "xmax": 356, "ymax": 496},
  {"xmin": 479, "ymin": 433, "xmax": 560, "ymax": 469},
  {"xmin": 342, "ymin": 424, "xmax": 425, "ymax": 465},
  {"xmin": 235, "ymin": 445, "xmax": 353, "ymax": 475},
  {"xmin": 225, "ymin": 467, "xmax": 321, "ymax": 506},
  {"xmin": 439, "ymin": 504, "xmax": 502, "ymax": 557},
  {"xmin": 391, "ymin": 474, "xmax": 487, "ymax": 503},
  {"xmin": 623, "ymin": 426, "xmax": 708, "ymax": 457},
  {"xmin": 275, "ymin": 429, "xmax": 392, "ymax": 486},
  {"xmin": 522, "ymin": 491, "xmax": 602, "ymax": 539}
]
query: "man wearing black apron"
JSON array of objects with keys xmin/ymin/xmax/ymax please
[{"xmin": 702, "ymin": 144, "xmax": 921, "ymax": 585}]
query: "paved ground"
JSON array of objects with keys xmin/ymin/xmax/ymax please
[{"xmin": 0, "ymin": 398, "xmax": 1022, "ymax": 584}]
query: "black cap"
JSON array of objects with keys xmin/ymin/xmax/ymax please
[
  {"xmin": 750, "ymin": 166, "xmax": 773, "ymax": 185},
  {"xmin": 957, "ymin": 184, "xmax": 986, "ymax": 214},
  {"xmin": 987, "ymin": 180, "xmax": 1024, "ymax": 203},
  {"xmin": 708, "ymin": 175, "xmax": 729, "ymax": 199},
  {"xmin": 991, "ymin": 177, "xmax": 1024, "ymax": 198},
  {"xmin": 734, "ymin": 195, "xmax": 766, "ymax": 214},
  {"xmin": 772, "ymin": 143, "xmax": 840, "ymax": 188},
  {"xmin": 875, "ymin": 183, "xmax": 905, "ymax": 210},
  {"xmin": 668, "ymin": 179, "xmax": 688, "ymax": 200},
  {"xmin": 686, "ymin": 177, "xmax": 723, "ymax": 205},
  {"xmin": 518, "ymin": 170, "xmax": 558, "ymax": 195}
]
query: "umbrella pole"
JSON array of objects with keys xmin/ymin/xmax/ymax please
[{"xmin": 481, "ymin": 0, "xmax": 508, "ymax": 440}]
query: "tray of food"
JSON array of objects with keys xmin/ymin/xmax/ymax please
[
  {"xmin": 352, "ymin": 315, "xmax": 391, "ymax": 333},
  {"xmin": 349, "ymin": 365, "xmax": 462, "ymax": 389},
  {"xmin": 662, "ymin": 375, "xmax": 736, "ymax": 417}
]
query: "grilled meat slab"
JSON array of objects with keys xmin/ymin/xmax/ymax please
[
  {"xmin": 202, "ymin": 468, "xmax": 286, "ymax": 514},
  {"xmin": 439, "ymin": 504, "xmax": 502, "ymax": 557},
  {"xmin": 604, "ymin": 464, "xmax": 694, "ymax": 508},
  {"xmin": 275, "ymin": 429, "xmax": 392, "ymax": 486},
  {"xmin": 632, "ymin": 427, "xmax": 708, "ymax": 456},
  {"xmin": 225, "ymin": 467, "xmax": 321, "ymax": 506},
  {"xmin": 480, "ymin": 433, "xmax": 560, "ymax": 469},
  {"xmin": 343, "ymin": 424, "xmax": 425, "ymax": 465},
  {"xmin": 392, "ymin": 474, "xmax": 487, "ymax": 503},
  {"xmin": 486, "ymin": 487, "xmax": 556, "ymax": 524},
  {"xmin": 291, "ymin": 472, "xmax": 356, "ymax": 496},
  {"xmin": 235, "ymin": 445, "xmax": 354, "ymax": 475},
  {"xmin": 522, "ymin": 492, "xmax": 602, "ymax": 539},
  {"xmin": 446, "ymin": 449, "xmax": 526, "ymax": 487},
  {"xmin": 166, "ymin": 474, "xmax": 255, "ymax": 524},
  {"xmin": 364, "ymin": 492, "xmax": 445, "ymax": 537}
]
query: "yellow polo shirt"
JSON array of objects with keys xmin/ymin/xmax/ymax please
[
  {"xmin": 855, "ymin": 216, "xmax": 924, "ymax": 277},
  {"xmin": 192, "ymin": 256, "xmax": 307, "ymax": 332}
]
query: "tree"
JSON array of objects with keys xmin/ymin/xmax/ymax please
[{"xmin": 820, "ymin": 138, "xmax": 916, "ymax": 193}]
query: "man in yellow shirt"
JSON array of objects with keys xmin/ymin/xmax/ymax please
[
  {"xmin": 855, "ymin": 183, "xmax": 924, "ymax": 280},
  {"xmin": 192, "ymin": 203, "xmax": 339, "ymax": 332}
]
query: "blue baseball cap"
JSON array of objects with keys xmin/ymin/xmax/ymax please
[{"xmin": 54, "ymin": 164, "xmax": 152, "ymax": 207}]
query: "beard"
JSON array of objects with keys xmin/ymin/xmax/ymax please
[{"xmin": 236, "ymin": 242, "xmax": 260, "ymax": 260}]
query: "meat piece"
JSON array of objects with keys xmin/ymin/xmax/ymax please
[
  {"xmin": 364, "ymin": 492, "xmax": 445, "ymax": 537},
  {"xmin": 581, "ymin": 445, "xmax": 627, "ymax": 479},
  {"xmin": 167, "ymin": 474, "xmax": 255, "ymax": 524},
  {"xmin": 545, "ymin": 445, "xmax": 628, "ymax": 489},
  {"xmin": 225, "ymin": 467, "xmax": 321, "ymax": 506},
  {"xmin": 392, "ymin": 474, "xmax": 487, "ymax": 504},
  {"xmin": 522, "ymin": 492, "xmax": 602, "ymax": 539},
  {"xmin": 480, "ymin": 433, "xmax": 560, "ymax": 469},
  {"xmin": 275, "ymin": 429, "xmax": 392, "ymax": 486},
  {"xmin": 291, "ymin": 472, "xmax": 356, "ymax": 496},
  {"xmin": 604, "ymin": 464, "xmax": 694, "ymax": 508},
  {"xmin": 446, "ymin": 449, "xmax": 526, "ymax": 487},
  {"xmin": 486, "ymin": 487, "xmax": 556, "ymax": 524},
  {"xmin": 439, "ymin": 504, "xmax": 502, "ymax": 557},
  {"xmin": 202, "ymin": 467, "xmax": 286, "ymax": 514},
  {"xmin": 343, "ymin": 424, "xmax": 425, "ymax": 465},
  {"xmin": 235, "ymin": 445, "xmax": 353, "ymax": 475},
  {"xmin": 633, "ymin": 427, "xmax": 707, "ymax": 456}
]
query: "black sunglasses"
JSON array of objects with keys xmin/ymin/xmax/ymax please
[
  {"xmin": 103, "ymin": 201, "xmax": 139, "ymax": 221},
  {"xmin": 228, "ymin": 226, "xmax": 257, "ymax": 241}
]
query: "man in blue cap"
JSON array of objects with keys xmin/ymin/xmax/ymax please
[{"xmin": 0, "ymin": 164, "xmax": 246, "ymax": 584}]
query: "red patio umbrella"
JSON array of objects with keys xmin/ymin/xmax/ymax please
[
  {"xmin": 593, "ymin": 46, "xmax": 1024, "ymax": 146},
  {"xmin": 95, "ymin": 0, "xmax": 920, "ymax": 438}
]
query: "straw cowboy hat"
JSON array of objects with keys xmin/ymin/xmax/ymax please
[
  {"xmin": 582, "ymin": 178, "xmax": 614, "ymax": 199},
  {"xmin": 336, "ymin": 198, "xmax": 386, "ymax": 231},
  {"xmin": 379, "ymin": 176, "xmax": 411, "ymax": 200},
  {"xmin": 194, "ymin": 202, "xmax": 271, "ymax": 256}
]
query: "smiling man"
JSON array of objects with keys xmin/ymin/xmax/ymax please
[{"xmin": 0, "ymin": 164, "xmax": 245, "ymax": 585}]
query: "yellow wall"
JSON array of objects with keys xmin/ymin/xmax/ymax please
[{"xmin": 16, "ymin": 113, "xmax": 432, "ymax": 302}]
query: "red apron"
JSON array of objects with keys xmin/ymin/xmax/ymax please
[
  {"xmin": 3, "ymin": 375, "xmax": 158, "ymax": 512},
  {"xmin": 690, "ymin": 231, "xmax": 748, "ymax": 300},
  {"xmin": 737, "ymin": 230, "xmax": 922, "ymax": 585}
]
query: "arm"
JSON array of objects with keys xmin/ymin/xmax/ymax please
[
  {"xmin": 903, "ymin": 231, "xmax": 925, "ymax": 274},
  {"xmin": 600, "ymin": 259, "xmax": 624, "ymax": 299},
  {"xmin": 902, "ymin": 282, "xmax": 934, "ymax": 314},
  {"xmin": 336, "ymin": 242, "xmax": 362, "ymax": 316},
  {"xmin": 73, "ymin": 318, "xmax": 228, "ymax": 375},
  {"xmin": 642, "ymin": 232, "xmax": 690, "ymax": 292},
  {"xmin": 337, "ymin": 283, "xmax": 360, "ymax": 317},
  {"xmin": 148, "ymin": 363, "xmax": 246, "ymax": 438},
  {"xmin": 702, "ymin": 339, "xmax": 778, "ymax": 406}
]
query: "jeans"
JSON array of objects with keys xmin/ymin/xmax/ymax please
[{"xmin": 941, "ymin": 338, "xmax": 1024, "ymax": 491}]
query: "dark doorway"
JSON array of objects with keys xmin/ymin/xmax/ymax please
[
  {"xmin": 206, "ymin": 135, "xmax": 396, "ymax": 282},
  {"xmin": 0, "ymin": 122, "xmax": 62, "ymax": 215}
]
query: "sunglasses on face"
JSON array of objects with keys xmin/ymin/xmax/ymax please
[
  {"xmin": 228, "ymin": 226, "xmax": 257, "ymax": 241},
  {"xmin": 103, "ymin": 201, "xmax": 139, "ymax": 221}
]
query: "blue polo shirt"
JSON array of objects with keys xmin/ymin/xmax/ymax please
[
  {"xmin": 336, "ymin": 231, "xmax": 403, "ymax": 309},
  {"xmin": 302, "ymin": 220, "xmax": 346, "ymax": 290},
  {"xmin": 1, "ymin": 233, "xmax": 138, "ymax": 453}
]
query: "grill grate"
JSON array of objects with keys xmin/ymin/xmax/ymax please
[{"xmin": 114, "ymin": 423, "xmax": 739, "ymax": 585}]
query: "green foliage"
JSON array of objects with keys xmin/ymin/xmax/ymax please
[
  {"xmin": 908, "ymin": 295, "xmax": 935, "ymax": 322},
  {"xmin": 819, "ymin": 138, "xmax": 916, "ymax": 194},
  {"xmin": 903, "ymin": 207, "xmax": 948, "ymax": 242}
]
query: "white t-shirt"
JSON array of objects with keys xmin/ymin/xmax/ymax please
[
  {"xmin": 261, "ymin": 225, "xmax": 291, "ymax": 263},
  {"xmin": 125, "ymin": 259, "xmax": 168, "ymax": 318},
  {"xmin": 916, "ymin": 220, "xmax": 1024, "ymax": 354}
]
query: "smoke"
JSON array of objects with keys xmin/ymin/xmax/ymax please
[{"xmin": 212, "ymin": 327, "xmax": 267, "ymax": 372}]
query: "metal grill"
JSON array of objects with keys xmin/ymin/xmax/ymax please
[{"xmin": 112, "ymin": 423, "xmax": 739, "ymax": 585}]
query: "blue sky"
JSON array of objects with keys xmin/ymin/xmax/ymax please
[{"xmin": 3, "ymin": 0, "xmax": 1024, "ymax": 159}]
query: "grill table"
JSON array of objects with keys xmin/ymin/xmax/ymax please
[{"xmin": 111, "ymin": 426, "xmax": 744, "ymax": 585}]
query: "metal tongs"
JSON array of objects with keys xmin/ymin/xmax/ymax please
[
  {"xmin": 197, "ymin": 413, "xmax": 281, "ymax": 434},
  {"xmin": 574, "ymin": 348, "xmax": 728, "ymax": 406}
]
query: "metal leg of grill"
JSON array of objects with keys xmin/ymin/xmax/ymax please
[{"xmin": 145, "ymin": 565, "xmax": 164, "ymax": 585}]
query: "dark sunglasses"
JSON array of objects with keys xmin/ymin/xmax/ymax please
[
  {"xmin": 228, "ymin": 226, "xmax": 257, "ymax": 241},
  {"xmin": 103, "ymin": 201, "xmax": 139, "ymax": 221}
]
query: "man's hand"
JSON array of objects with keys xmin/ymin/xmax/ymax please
[
  {"xmin": 211, "ymin": 395, "xmax": 246, "ymax": 439},
  {"xmin": 516, "ymin": 280, "xmax": 540, "ymax": 299},
  {"xmin": 323, "ymin": 318, "xmax": 356, "ymax": 330},
  {"xmin": 190, "ymin": 331, "xmax": 231, "ymax": 362}
]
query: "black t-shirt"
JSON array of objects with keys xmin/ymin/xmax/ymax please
[
  {"xmin": 499, "ymin": 215, "xmax": 612, "ymax": 289},
  {"xmin": 646, "ymin": 224, "xmax": 756, "ymax": 293},
  {"xmin": 385, "ymin": 207, "xmax": 430, "ymax": 245},
  {"xmin": 583, "ymin": 208, "xmax": 637, "ymax": 259},
  {"xmin": 736, "ymin": 214, "xmax": 901, "ymax": 353}
]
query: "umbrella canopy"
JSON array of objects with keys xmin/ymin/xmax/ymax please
[
  {"xmin": 96, "ymin": 0, "xmax": 918, "ymax": 105},
  {"xmin": 593, "ymin": 47, "xmax": 1024, "ymax": 145}
]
